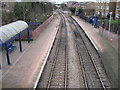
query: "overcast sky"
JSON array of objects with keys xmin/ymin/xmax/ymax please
[{"xmin": 50, "ymin": 0, "xmax": 96, "ymax": 4}]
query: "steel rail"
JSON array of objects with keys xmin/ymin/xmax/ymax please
[
  {"xmin": 69, "ymin": 15, "xmax": 109, "ymax": 88},
  {"xmin": 47, "ymin": 13, "xmax": 68, "ymax": 89},
  {"xmin": 47, "ymin": 15, "xmax": 62, "ymax": 89},
  {"xmin": 62, "ymin": 14, "xmax": 68, "ymax": 90},
  {"xmin": 64, "ymin": 14, "xmax": 89, "ymax": 89}
]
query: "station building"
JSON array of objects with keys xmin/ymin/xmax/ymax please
[
  {"xmin": 68, "ymin": 2, "xmax": 95, "ymax": 16},
  {"xmin": 83, "ymin": 2, "xmax": 95, "ymax": 16}
]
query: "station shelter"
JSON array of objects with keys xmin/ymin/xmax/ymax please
[{"xmin": 0, "ymin": 20, "xmax": 30, "ymax": 66}]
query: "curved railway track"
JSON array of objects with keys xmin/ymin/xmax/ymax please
[{"xmin": 35, "ymin": 12, "xmax": 110, "ymax": 89}]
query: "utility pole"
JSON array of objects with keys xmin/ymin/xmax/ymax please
[
  {"xmin": 108, "ymin": 12, "xmax": 113, "ymax": 40},
  {"xmin": 108, "ymin": 12, "xmax": 112, "ymax": 32}
]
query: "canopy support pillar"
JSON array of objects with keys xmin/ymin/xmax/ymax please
[
  {"xmin": 5, "ymin": 45, "xmax": 11, "ymax": 65},
  {"xmin": 19, "ymin": 34, "xmax": 22, "ymax": 52},
  {"xmin": 27, "ymin": 28, "xmax": 30, "ymax": 43}
]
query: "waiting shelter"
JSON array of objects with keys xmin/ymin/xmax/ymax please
[{"xmin": 0, "ymin": 20, "xmax": 30, "ymax": 65}]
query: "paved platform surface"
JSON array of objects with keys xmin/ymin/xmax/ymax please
[
  {"xmin": 72, "ymin": 16, "xmax": 118, "ymax": 88},
  {"xmin": 2, "ymin": 15, "xmax": 60, "ymax": 88}
]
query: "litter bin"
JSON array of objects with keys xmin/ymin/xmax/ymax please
[
  {"xmin": 89, "ymin": 17, "xmax": 94, "ymax": 24},
  {"xmin": 76, "ymin": 12, "xmax": 79, "ymax": 16},
  {"xmin": 89, "ymin": 16, "xmax": 98, "ymax": 28}
]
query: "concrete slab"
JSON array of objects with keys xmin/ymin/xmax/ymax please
[
  {"xmin": 72, "ymin": 16, "xmax": 118, "ymax": 88},
  {"xmin": 2, "ymin": 15, "xmax": 60, "ymax": 88}
]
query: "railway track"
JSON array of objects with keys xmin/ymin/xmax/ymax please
[
  {"xmin": 65, "ymin": 14, "xmax": 110, "ymax": 88},
  {"xmin": 36, "ymin": 13, "xmax": 68, "ymax": 89},
  {"xmin": 35, "ymin": 12, "xmax": 110, "ymax": 89},
  {"xmin": 46, "ymin": 14, "xmax": 68, "ymax": 89}
]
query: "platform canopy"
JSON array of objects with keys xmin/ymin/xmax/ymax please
[{"xmin": 0, "ymin": 20, "xmax": 28, "ymax": 44}]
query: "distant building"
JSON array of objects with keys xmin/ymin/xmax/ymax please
[
  {"xmin": 84, "ymin": 2, "xmax": 95, "ymax": 16},
  {"xmin": 95, "ymin": 0, "xmax": 119, "ymax": 19},
  {"xmin": 115, "ymin": 0, "xmax": 120, "ymax": 20},
  {"xmin": 76, "ymin": 2, "xmax": 87, "ymax": 9},
  {"xmin": 66, "ymin": 1, "xmax": 78, "ymax": 8},
  {"xmin": 67, "ymin": 1, "xmax": 95, "ymax": 16},
  {"xmin": 74, "ymin": 2, "xmax": 95, "ymax": 16}
]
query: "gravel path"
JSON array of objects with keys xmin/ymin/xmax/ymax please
[{"xmin": 65, "ymin": 16, "xmax": 85, "ymax": 88}]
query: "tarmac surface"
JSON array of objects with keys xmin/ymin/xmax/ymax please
[
  {"xmin": 72, "ymin": 16, "xmax": 118, "ymax": 88},
  {"xmin": 2, "ymin": 16, "xmax": 60, "ymax": 88}
]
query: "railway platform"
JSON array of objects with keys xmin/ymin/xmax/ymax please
[
  {"xmin": 2, "ymin": 16, "xmax": 60, "ymax": 88},
  {"xmin": 72, "ymin": 16, "xmax": 118, "ymax": 88}
]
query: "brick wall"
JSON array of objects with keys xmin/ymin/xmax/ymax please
[
  {"xmin": 21, "ymin": 15, "xmax": 54, "ymax": 40},
  {"xmin": 31, "ymin": 15, "xmax": 54, "ymax": 40}
]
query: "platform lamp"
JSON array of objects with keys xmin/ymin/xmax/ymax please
[
  {"xmin": 108, "ymin": 12, "xmax": 112, "ymax": 40},
  {"xmin": 108, "ymin": 12, "xmax": 112, "ymax": 32}
]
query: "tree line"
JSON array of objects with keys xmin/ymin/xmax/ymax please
[{"xmin": 2, "ymin": 2, "xmax": 54, "ymax": 25}]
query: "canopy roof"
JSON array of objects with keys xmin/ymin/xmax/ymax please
[{"xmin": 0, "ymin": 20, "xmax": 28, "ymax": 44}]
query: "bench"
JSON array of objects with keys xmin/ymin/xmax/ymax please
[{"xmin": 7, "ymin": 44, "xmax": 16, "ymax": 52}]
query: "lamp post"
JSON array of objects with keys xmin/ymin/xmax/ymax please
[
  {"xmin": 108, "ymin": 12, "xmax": 112, "ymax": 32},
  {"xmin": 108, "ymin": 12, "xmax": 112, "ymax": 40}
]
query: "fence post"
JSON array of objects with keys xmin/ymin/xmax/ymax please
[
  {"xmin": 108, "ymin": 12, "xmax": 112, "ymax": 32},
  {"xmin": 19, "ymin": 34, "xmax": 22, "ymax": 52}
]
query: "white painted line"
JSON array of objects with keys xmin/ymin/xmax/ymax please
[
  {"xmin": 82, "ymin": 28, "xmax": 99, "ymax": 51},
  {"xmin": 33, "ymin": 19, "xmax": 60, "ymax": 89}
]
